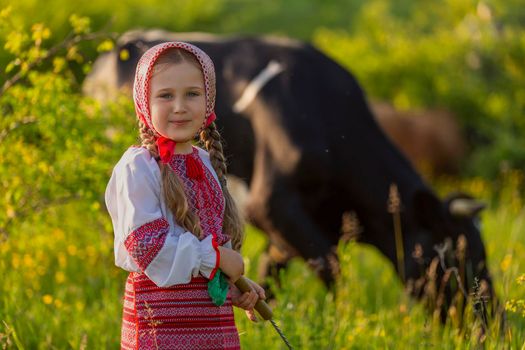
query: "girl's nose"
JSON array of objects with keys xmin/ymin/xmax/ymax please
[{"xmin": 173, "ymin": 97, "xmax": 186, "ymax": 113}]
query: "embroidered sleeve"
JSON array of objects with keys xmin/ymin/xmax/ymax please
[{"xmin": 124, "ymin": 217, "xmax": 169, "ymax": 271}]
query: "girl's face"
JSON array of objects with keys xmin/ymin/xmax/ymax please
[{"xmin": 149, "ymin": 61, "xmax": 206, "ymax": 152}]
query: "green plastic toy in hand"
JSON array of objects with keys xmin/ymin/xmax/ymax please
[{"xmin": 208, "ymin": 270, "xmax": 229, "ymax": 306}]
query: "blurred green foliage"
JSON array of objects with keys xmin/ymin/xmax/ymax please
[
  {"xmin": 0, "ymin": 13, "xmax": 136, "ymax": 235},
  {"xmin": 313, "ymin": 0, "xmax": 525, "ymax": 179}
]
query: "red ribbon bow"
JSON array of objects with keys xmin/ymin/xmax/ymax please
[
  {"xmin": 206, "ymin": 112, "xmax": 216, "ymax": 127},
  {"xmin": 156, "ymin": 136, "xmax": 176, "ymax": 164}
]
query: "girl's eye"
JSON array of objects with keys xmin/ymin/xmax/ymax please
[
  {"xmin": 159, "ymin": 93, "xmax": 173, "ymax": 99},
  {"xmin": 187, "ymin": 91, "xmax": 201, "ymax": 97}
]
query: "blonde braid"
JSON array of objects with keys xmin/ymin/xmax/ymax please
[
  {"xmin": 138, "ymin": 121, "xmax": 158, "ymax": 157},
  {"xmin": 138, "ymin": 120, "xmax": 202, "ymax": 238},
  {"xmin": 200, "ymin": 122, "xmax": 245, "ymax": 251}
]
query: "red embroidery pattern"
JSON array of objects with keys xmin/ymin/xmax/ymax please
[
  {"xmin": 124, "ymin": 217, "xmax": 169, "ymax": 271},
  {"xmin": 169, "ymin": 148, "xmax": 229, "ymax": 246},
  {"xmin": 121, "ymin": 272, "xmax": 240, "ymax": 349}
]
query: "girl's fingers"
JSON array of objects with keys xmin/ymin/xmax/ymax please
[
  {"xmin": 235, "ymin": 293, "xmax": 250, "ymax": 308},
  {"xmin": 243, "ymin": 292, "xmax": 258, "ymax": 309},
  {"xmin": 252, "ymin": 283, "xmax": 266, "ymax": 300},
  {"xmin": 245, "ymin": 309, "xmax": 258, "ymax": 322},
  {"xmin": 230, "ymin": 291, "xmax": 242, "ymax": 306},
  {"xmin": 237, "ymin": 291, "xmax": 258, "ymax": 310},
  {"xmin": 245, "ymin": 278, "xmax": 266, "ymax": 300},
  {"xmin": 230, "ymin": 278, "xmax": 266, "ymax": 309}
]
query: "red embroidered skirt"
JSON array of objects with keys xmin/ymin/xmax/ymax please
[{"xmin": 121, "ymin": 272, "xmax": 240, "ymax": 350}]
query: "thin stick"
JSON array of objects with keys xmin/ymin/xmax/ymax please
[{"xmin": 388, "ymin": 184, "xmax": 405, "ymax": 282}]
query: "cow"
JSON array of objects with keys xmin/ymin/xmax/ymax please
[{"xmin": 86, "ymin": 30, "xmax": 496, "ymax": 321}]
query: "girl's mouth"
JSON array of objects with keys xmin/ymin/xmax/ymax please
[{"xmin": 170, "ymin": 120, "xmax": 191, "ymax": 126}]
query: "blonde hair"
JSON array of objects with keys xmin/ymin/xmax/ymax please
[{"xmin": 137, "ymin": 48, "xmax": 244, "ymax": 251}]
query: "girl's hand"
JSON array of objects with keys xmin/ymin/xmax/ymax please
[
  {"xmin": 217, "ymin": 246, "xmax": 244, "ymax": 282},
  {"xmin": 230, "ymin": 278, "xmax": 266, "ymax": 322}
]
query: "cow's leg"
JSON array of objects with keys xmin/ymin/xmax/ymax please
[
  {"xmin": 305, "ymin": 196, "xmax": 348, "ymax": 280},
  {"xmin": 246, "ymin": 176, "xmax": 338, "ymax": 286},
  {"xmin": 249, "ymin": 203, "xmax": 339, "ymax": 286}
]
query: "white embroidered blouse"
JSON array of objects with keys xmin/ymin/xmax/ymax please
[{"xmin": 105, "ymin": 146, "xmax": 230, "ymax": 287}]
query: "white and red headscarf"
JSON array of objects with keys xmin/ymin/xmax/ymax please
[{"xmin": 133, "ymin": 42, "xmax": 217, "ymax": 163}]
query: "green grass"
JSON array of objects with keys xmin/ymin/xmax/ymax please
[{"xmin": 1, "ymin": 177, "xmax": 524, "ymax": 349}]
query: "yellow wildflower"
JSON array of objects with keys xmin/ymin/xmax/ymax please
[
  {"xmin": 55, "ymin": 271, "xmax": 66, "ymax": 284},
  {"xmin": 23, "ymin": 254, "xmax": 34, "ymax": 268},
  {"xmin": 500, "ymin": 254, "xmax": 512, "ymax": 272},
  {"xmin": 517, "ymin": 274, "xmax": 525, "ymax": 285},
  {"xmin": 67, "ymin": 245, "xmax": 78, "ymax": 256},
  {"xmin": 42, "ymin": 294, "xmax": 53, "ymax": 305}
]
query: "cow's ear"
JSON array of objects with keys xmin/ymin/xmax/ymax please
[
  {"xmin": 412, "ymin": 189, "xmax": 446, "ymax": 231},
  {"xmin": 444, "ymin": 192, "xmax": 486, "ymax": 218}
]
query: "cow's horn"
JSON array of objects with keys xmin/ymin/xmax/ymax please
[{"xmin": 449, "ymin": 198, "xmax": 486, "ymax": 217}]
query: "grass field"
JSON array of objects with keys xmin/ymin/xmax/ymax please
[{"xmin": 0, "ymin": 174, "xmax": 524, "ymax": 349}]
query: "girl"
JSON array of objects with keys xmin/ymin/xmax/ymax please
[{"xmin": 105, "ymin": 42, "xmax": 265, "ymax": 349}]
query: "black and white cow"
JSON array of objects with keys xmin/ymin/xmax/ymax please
[{"xmin": 86, "ymin": 30, "xmax": 495, "ymax": 319}]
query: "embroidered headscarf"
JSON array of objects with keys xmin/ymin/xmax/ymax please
[{"xmin": 133, "ymin": 41, "xmax": 217, "ymax": 163}]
